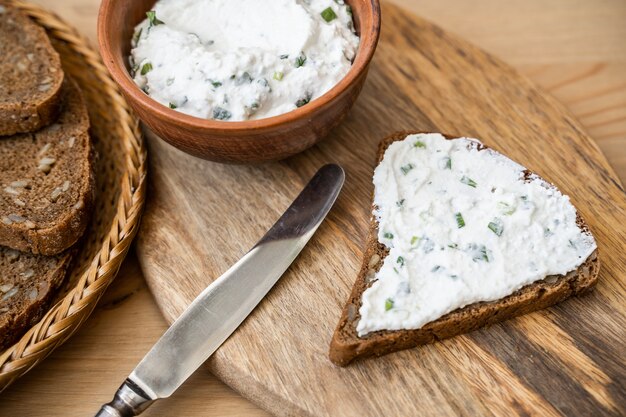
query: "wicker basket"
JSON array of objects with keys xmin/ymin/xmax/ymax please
[{"xmin": 0, "ymin": 1, "xmax": 147, "ymax": 390}]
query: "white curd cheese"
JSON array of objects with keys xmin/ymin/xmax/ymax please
[
  {"xmin": 357, "ymin": 133, "xmax": 597, "ymax": 336},
  {"xmin": 129, "ymin": 0, "xmax": 359, "ymax": 121}
]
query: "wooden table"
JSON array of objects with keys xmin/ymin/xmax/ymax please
[{"xmin": 1, "ymin": 1, "xmax": 624, "ymax": 415}]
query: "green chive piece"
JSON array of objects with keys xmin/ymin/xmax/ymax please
[
  {"xmin": 209, "ymin": 80, "xmax": 222, "ymax": 88},
  {"xmin": 431, "ymin": 265, "xmax": 442, "ymax": 272},
  {"xmin": 397, "ymin": 256, "xmax": 405, "ymax": 267},
  {"xmin": 396, "ymin": 199, "xmax": 405, "ymax": 208},
  {"xmin": 168, "ymin": 102, "xmax": 177, "ymax": 109},
  {"xmin": 488, "ymin": 218, "xmax": 504, "ymax": 236},
  {"xmin": 448, "ymin": 243, "xmax": 458, "ymax": 249},
  {"xmin": 295, "ymin": 52, "xmax": 307, "ymax": 68},
  {"xmin": 146, "ymin": 10, "xmax": 164, "ymax": 27},
  {"xmin": 414, "ymin": 140, "xmax": 426, "ymax": 148},
  {"xmin": 321, "ymin": 7, "xmax": 337, "ymax": 22},
  {"xmin": 383, "ymin": 232, "xmax": 394, "ymax": 239},
  {"xmin": 470, "ymin": 244, "xmax": 490, "ymax": 262},
  {"xmin": 213, "ymin": 107, "xmax": 231, "ymax": 120},
  {"xmin": 400, "ymin": 163, "xmax": 414, "ymax": 175},
  {"xmin": 273, "ymin": 71, "xmax": 284, "ymax": 81},
  {"xmin": 279, "ymin": 54, "xmax": 289, "ymax": 59},
  {"xmin": 442, "ymin": 156, "xmax": 452, "ymax": 170},
  {"xmin": 455, "ymin": 212, "xmax": 465, "ymax": 228},
  {"xmin": 411, "ymin": 236, "xmax": 420, "ymax": 245},
  {"xmin": 132, "ymin": 28, "xmax": 143, "ymax": 45},
  {"xmin": 498, "ymin": 202, "xmax": 516, "ymax": 215},
  {"xmin": 460, "ymin": 176, "xmax": 477, "ymax": 187},
  {"xmin": 295, "ymin": 92, "xmax": 312, "ymax": 108},
  {"xmin": 140, "ymin": 62, "xmax": 153, "ymax": 75},
  {"xmin": 385, "ymin": 298, "xmax": 394, "ymax": 311}
]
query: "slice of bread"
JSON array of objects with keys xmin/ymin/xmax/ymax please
[
  {"xmin": 0, "ymin": 246, "xmax": 71, "ymax": 350},
  {"xmin": 0, "ymin": 2, "xmax": 65, "ymax": 136},
  {"xmin": 0, "ymin": 78, "xmax": 94, "ymax": 256},
  {"xmin": 329, "ymin": 132, "xmax": 600, "ymax": 366}
]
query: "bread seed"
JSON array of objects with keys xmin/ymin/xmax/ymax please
[
  {"xmin": 13, "ymin": 198, "xmax": 25, "ymax": 207},
  {"xmin": 1, "ymin": 216, "xmax": 12, "ymax": 225},
  {"xmin": 8, "ymin": 214, "xmax": 25, "ymax": 223},
  {"xmin": 1, "ymin": 287, "xmax": 18, "ymax": 301},
  {"xmin": 21, "ymin": 269, "xmax": 34, "ymax": 279},
  {"xmin": 38, "ymin": 143, "xmax": 52, "ymax": 156},
  {"xmin": 26, "ymin": 53, "xmax": 34, "ymax": 61},
  {"xmin": 50, "ymin": 187, "xmax": 63, "ymax": 202},
  {"xmin": 28, "ymin": 288, "xmax": 38, "ymax": 300},
  {"xmin": 38, "ymin": 164, "xmax": 52, "ymax": 174},
  {"xmin": 24, "ymin": 220, "xmax": 36, "ymax": 229},
  {"xmin": 39, "ymin": 157, "xmax": 56, "ymax": 165},
  {"xmin": 4, "ymin": 186, "xmax": 20, "ymax": 195},
  {"xmin": 368, "ymin": 254, "xmax": 380, "ymax": 268},
  {"xmin": 74, "ymin": 200, "xmax": 84, "ymax": 210},
  {"xmin": 68, "ymin": 136, "xmax": 76, "ymax": 148},
  {"xmin": 0, "ymin": 284, "xmax": 13, "ymax": 293},
  {"xmin": 62, "ymin": 180, "xmax": 70, "ymax": 192},
  {"xmin": 38, "ymin": 83, "xmax": 52, "ymax": 92},
  {"xmin": 0, "ymin": 307, "xmax": 8, "ymax": 313},
  {"xmin": 6, "ymin": 250, "xmax": 19, "ymax": 261},
  {"xmin": 10, "ymin": 180, "xmax": 29, "ymax": 188}
]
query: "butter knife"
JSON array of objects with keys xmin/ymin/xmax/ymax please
[{"xmin": 95, "ymin": 164, "xmax": 345, "ymax": 416}]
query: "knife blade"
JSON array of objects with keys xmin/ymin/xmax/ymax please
[{"xmin": 95, "ymin": 164, "xmax": 345, "ymax": 417}]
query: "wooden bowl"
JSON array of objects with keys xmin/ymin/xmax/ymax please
[{"xmin": 97, "ymin": 0, "xmax": 381, "ymax": 163}]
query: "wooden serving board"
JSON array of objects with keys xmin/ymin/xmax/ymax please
[{"xmin": 136, "ymin": 3, "xmax": 626, "ymax": 416}]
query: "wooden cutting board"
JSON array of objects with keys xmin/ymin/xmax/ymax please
[{"xmin": 135, "ymin": 2, "xmax": 626, "ymax": 416}]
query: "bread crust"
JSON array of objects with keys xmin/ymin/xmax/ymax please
[
  {"xmin": 0, "ymin": 2, "xmax": 65, "ymax": 136},
  {"xmin": 329, "ymin": 131, "xmax": 600, "ymax": 366},
  {"xmin": 0, "ymin": 78, "xmax": 94, "ymax": 255}
]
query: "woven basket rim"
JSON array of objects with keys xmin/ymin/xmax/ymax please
[{"xmin": 0, "ymin": 0, "xmax": 148, "ymax": 390}]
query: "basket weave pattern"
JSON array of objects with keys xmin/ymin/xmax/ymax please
[{"xmin": 0, "ymin": 0, "xmax": 147, "ymax": 390}]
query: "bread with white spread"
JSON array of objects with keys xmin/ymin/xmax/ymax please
[
  {"xmin": 0, "ymin": 1, "xmax": 65, "ymax": 136},
  {"xmin": 329, "ymin": 132, "xmax": 600, "ymax": 366}
]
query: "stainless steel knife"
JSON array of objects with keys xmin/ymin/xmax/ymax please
[{"xmin": 95, "ymin": 164, "xmax": 345, "ymax": 417}]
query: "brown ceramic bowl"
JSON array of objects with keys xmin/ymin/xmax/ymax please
[{"xmin": 97, "ymin": 0, "xmax": 381, "ymax": 163}]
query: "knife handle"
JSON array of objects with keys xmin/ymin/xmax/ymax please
[{"xmin": 95, "ymin": 379, "xmax": 155, "ymax": 417}]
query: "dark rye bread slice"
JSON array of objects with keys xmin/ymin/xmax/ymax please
[
  {"xmin": 0, "ymin": 78, "xmax": 94, "ymax": 255},
  {"xmin": 329, "ymin": 131, "xmax": 600, "ymax": 366},
  {"xmin": 0, "ymin": 1, "xmax": 65, "ymax": 136},
  {"xmin": 0, "ymin": 246, "xmax": 71, "ymax": 350}
]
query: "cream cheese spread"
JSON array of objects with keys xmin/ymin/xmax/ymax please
[
  {"xmin": 129, "ymin": 0, "xmax": 359, "ymax": 121},
  {"xmin": 356, "ymin": 133, "xmax": 597, "ymax": 336}
]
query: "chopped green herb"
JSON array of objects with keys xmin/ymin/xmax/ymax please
[
  {"xmin": 385, "ymin": 298, "xmax": 394, "ymax": 311},
  {"xmin": 469, "ymin": 244, "xmax": 490, "ymax": 262},
  {"xmin": 450, "ymin": 274, "xmax": 459, "ymax": 280},
  {"xmin": 140, "ymin": 62, "xmax": 153, "ymax": 76},
  {"xmin": 146, "ymin": 10, "xmax": 164, "ymax": 27},
  {"xmin": 321, "ymin": 7, "xmax": 337, "ymax": 22},
  {"xmin": 568, "ymin": 239, "xmax": 577, "ymax": 249},
  {"xmin": 414, "ymin": 140, "xmax": 426, "ymax": 148},
  {"xmin": 431, "ymin": 265, "xmax": 442, "ymax": 272},
  {"xmin": 213, "ymin": 107, "xmax": 231, "ymax": 120},
  {"xmin": 448, "ymin": 243, "xmax": 458, "ymax": 249},
  {"xmin": 295, "ymin": 52, "xmax": 307, "ymax": 68},
  {"xmin": 383, "ymin": 232, "xmax": 394, "ymax": 239},
  {"xmin": 488, "ymin": 218, "xmax": 504, "ymax": 236},
  {"xmin": 132, "ymin": 28, "xmax": 143, "ymax": 46},
  {"xmin": 166, "ymin": 77, "xmax": 175, "ymax": 86},
  {"xmin": 393, "ymin": 267, "xmax": 399, "ymax": 274},
  {"xmin": 460, "ymin": 176, "xmax": 477, "ymax": 188},
  {"xmin": 279, "ymin": 54, "xmax": 289, "ymax": 59},
  {"xmin": 498, "ymin": 202, "xmax": 516, "ymax": 215},
  {"xmin": 273, "ymin": 71, "xmax": 284, "ymax": 81},
  {"xmin": 346, "ymin": 5, "xmax": 353, "ymax": 16},
  {"xmin": 411, "ymin": 236, "xmax": 420, "ymax": 245},
  {"xmin": 209, "ymin": 80, "xmax": 222, "ymax": 88},
  {"xmin": 400, "ymin": 163, "xmax": 415, "ymax": 175},
  {"xmin": 396, "ymin": 199, "xmax": 405, "ymax": 208},
  {"xmin": 168, "ymin": 102, "xmax": 177, "ymax": 109},
  {"xmin": 455, "ymin": 212, "xmax": 465, "ymax": 228},
  {"xmin": 295, "ymin": 92, "xmax": 312, "ymax": 108},
  {"xmin": 397, "ymin": 256, "xmax": 405, "ymax": 267},
  {"xmin": 235, "ymin": 72, "xmax": 253, "ymax": 85},
  {"xmin": 439, "ymin": 156, "xmax": 451, "ymax": 170},
  {"xmin": 520, "ymin": 195, "xmax": 528, "ymax": 201},
  {"xmin": 544, "ymin": 228, "xmax": 553, "ymax": 237}
]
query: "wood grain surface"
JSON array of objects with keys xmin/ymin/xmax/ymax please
[
  {"xmin": 0, "ymin": 0, "xmax": 624, "ymax": 416},
  {"xmin": 135, "ymin": 2, "xmax": 626, "ymax": 416}
]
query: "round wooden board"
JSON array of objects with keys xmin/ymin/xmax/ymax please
[{"xmin": 136, "ymin": 2, "xmax": 626, "ymax": 416}]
